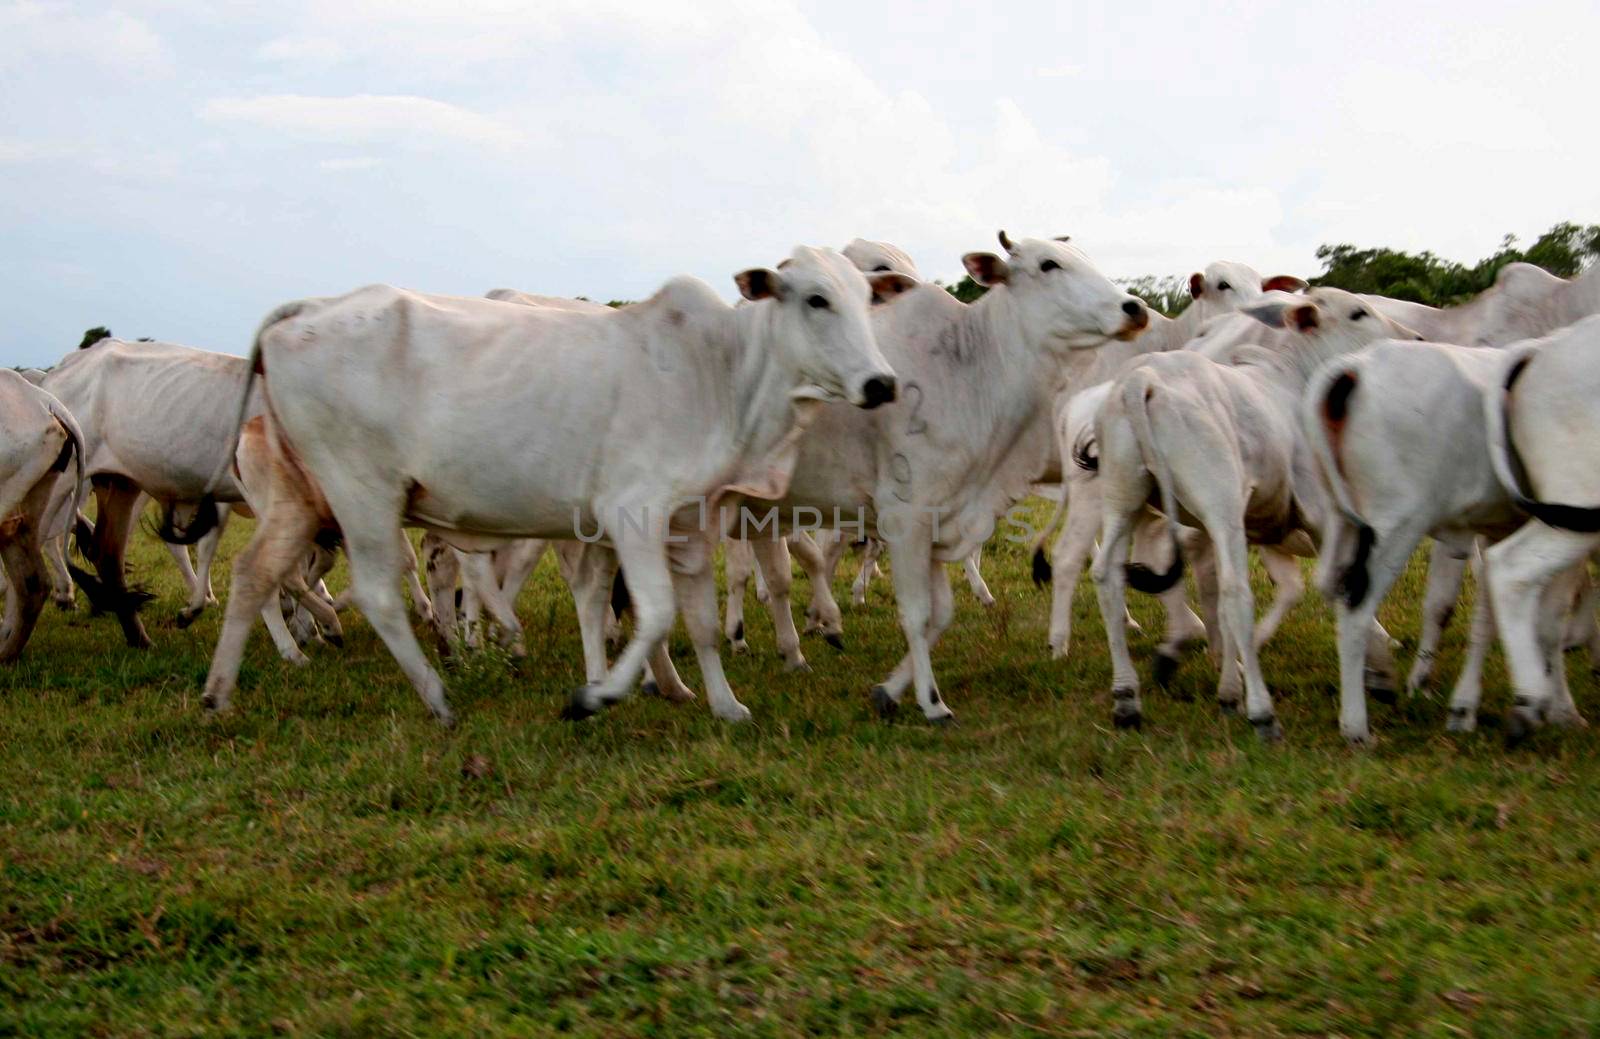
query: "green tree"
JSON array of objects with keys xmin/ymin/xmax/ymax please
[{"xmin": 78, "ymin": 326, "xmax": 112, "ymax": 350}]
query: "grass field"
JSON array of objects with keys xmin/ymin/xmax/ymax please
[{"xmin": 3, "ymin": 504, "xmax": 1598, "ymax": 1037}]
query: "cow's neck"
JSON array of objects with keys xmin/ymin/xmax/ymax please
[
  {"xmin": 1137, "ymin": 302, "xmax": 1207, "ymax": 354},
  {"xmin": 710, "ymin": 303, "xmax": 819, "ymax": 500},
  {"xmin": 956, "ymin": 288, "xmax": 1078, "ymax": 463},
  {"xmin": 1555, "ymin": 265, "xmax": 1600, "ymax": 330}
]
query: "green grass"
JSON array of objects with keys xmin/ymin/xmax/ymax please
[{"xmin": 3, "ymin": 503, "xmax": 1598, "ymax": 1037}]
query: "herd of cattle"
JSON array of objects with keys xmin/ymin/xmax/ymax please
[{"xmin": 2, "ymin": 232, "xmax": 1598, "ymax": 748}]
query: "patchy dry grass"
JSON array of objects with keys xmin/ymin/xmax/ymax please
[{"xmin": 2, "ymin": 504, "xmax": 1598, "ymax": 1036}]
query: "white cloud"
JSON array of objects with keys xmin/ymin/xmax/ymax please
[
  {"xmin": 318, "ymin": 156, "xmax": 382, "ymax": 172},
  {"xmin": 257, "ymin": 35, "xmax": 349, "ymax": 66},
  {"xmin": 0, "ymin": 2, "xmax": 171, "ymax": 76},
  {"xmin": 199, "ymin": 94, "xmax": 527, "ymax": 150}
]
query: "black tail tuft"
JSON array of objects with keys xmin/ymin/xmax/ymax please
[
  {"xmin": 1338, "ymin": 523, "xmax": 1377, "ymax": 609},
  {"xmin": 1031, "ymin": 546, "xmax": 1053, "ymax": 587},
  {"xmin": 1522, "ymin": 500, "xmax": 1600, "ymax": 533},
  {"xmin": 1125, "ymin": 537, "xmax": 1185, "ymax": 594},
  {"xmin": 313, "ymin": 528, "xmax": 344, "ymax": 552},
  {"xmin": 150, "ymin": 496, "xmax": 220, "ymax": 546},
  {"xmin": 610, "ymin": 569, "xmax": 631, "ymax": 617},
  {"xmin": 73, "ymin": 515, "xmax": 99, "ymax": 565},
  {"xmin": 66, "ymin": 563, "xmax": 154, "ymax": 617}
]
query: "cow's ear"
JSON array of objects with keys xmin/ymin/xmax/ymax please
[
  {"xmin": 868, "ymin": 272, "xmax": 917, "ymax": 305},
  {"xmin": 962, "ymin": 252, "xmax": 1009, "ymax": 287},
  {"xmin": 1262, "ymin": 274, "xmax": 1309, "ymax": 293},
  {"xmin": 736, "ymin": 268, "xmax": 786, "ymax": 302},
  {"xmin": 1243, "ymin": 299, "xmax": 1320, "ymax": 331},
  {"xmin": 1188, "ymin": 272, "xmax": 1206, "ymax": 299}
]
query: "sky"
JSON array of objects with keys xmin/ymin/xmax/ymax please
[{"xmin": 3, "ymin": 0, "xmax": 1598, "ymax": 367}]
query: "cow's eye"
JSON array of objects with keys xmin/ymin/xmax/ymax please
[
  {"xmin": 807, "ymin": 295, "xmax": 830, "ymax": 309},
  {"xmin": 1217, "ymin": 280, "xmax": 1232, "ymax": 291},
  {"xmin": 1351, "ymin": 309, "xmax": 1366, "ymax": 320},
  {"xmin": 1040, "ymin": 259, "xmax": 1061, "ymax": 273},
  {"xmin": 872, "ymin": 265, "xmax": 892, "ymax": 272}
]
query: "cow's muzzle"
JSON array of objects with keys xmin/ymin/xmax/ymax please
[
  {"xmin": 859, "ymin": 374, "xmax": 898, "ymax": 409},
  {"xmin": 1113, "ymin": 299, "xmax": 1150, "ymax": 340}
]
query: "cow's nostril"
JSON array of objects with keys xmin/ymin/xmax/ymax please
[
  {"xmin": 861, "ymin": 375, "xmax": 897, "ymax": 409},
  {"xmin": 1122, "ymin": 300, "xmax": 1146, "ymax": 318}
]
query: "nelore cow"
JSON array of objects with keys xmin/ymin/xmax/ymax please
[
  {"xmin": 1090, "ymin": 288, "xmax": 1419, "ymax": 740},
  {"xmin": 0, "ymin": 371, "xmax": 85, "ymax": 661},
  {"xmin": 196, "ymin": 248, "xmax": 904, "ymax": 725},
  {"xmin": 737, "ymin": 232, "xmax": 1148, "ymax": 723},
  {"xmin": 1484, "ymin": 314, "xmax": 1600, "ymax": 743}
]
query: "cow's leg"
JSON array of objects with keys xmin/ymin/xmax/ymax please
[
  {"xmin": 0, "ymin": 490, "xmax": 51, "ymax": 663},
  {"xmin": 1254, "ymin": 546, "xmax": 1305, "ymax": 651},
  {"xmin": 1560, "ymin": 567, "xmax": 1600, "ymax": 660},
  {"xmin": 672, "ymin": 535, "xmax": 750, "ymax": 723},
  {"xmin": 495, "ymin": 539, "xmax": 548, "ymax": 606},
  {"xmin": 790, "ymin": 532, "xmax": 844, "ymax": 645},
  {"xmin": 865, "ymin": 549, "xmax": 958, "ymax": 708},
  {"xmin": 399, "ymin": 534, "xmax": 435, "ymax": 627},
  {"xmin": 1539, "ymin": 564, "xmax": 1590, "ymax": 729},
  {"xmin": 339, "ymin": 516, "xmax": 456, "ymax": 724},
  {"xmin": 564, "ymin": 521, "xmax": 677, "ymax": 719},
  {"xmin": 1333, "ymin": 521, "xmax": 1426, "ymax": 747},
  {"xmin": 173, "ymin": 504, "xmax": 231, "ymax": 627},
  {"xmin": 1445, "ymin": 549, "xmax": 1495, "ymax": 732},
  {"xmin": 202, "ymin": 499, "xmax": 321, "ymax": 714},
  {"xmin": 1141, "ymin": 518, "xmax": 1207, "ymax": 684},
  {"xmin": 259, "ymin": 593, "xmax": 311, "ymax": 666},
  {"xmin": 722, "ymin": 537, "xmax": 754, "ymax": 654},
  {"xmin": 420, "ymin": 533, "xmax": 462, "ymax": 649},
  {"xmin": 42, "ymin": 533, "xmax": 73, "ymax": 610},
  {"xmin": 1046, "ymin": 481, "xmax": 1100, "ymax": 659},
  {"xmin": 875, "ymin": 527, "xmax": 954, "ymax": 723},
  {"xmin": 1405, "ymin": 538, "xmax": 1470, "ymax": 695},
  {"xmin": 962, "ymin": 545, "xmax": 996, "ymax": 608},
  {"xmin": 82, "ymin": 477, "xmax": 151, "ymax": 648},
  {"xmin": 1205, "ymin": 524, "xmax": 1281, "ymax": 741},
  {"xmin": 460, "ymin": 550, "xmax": 526, "ymax": 658},
  {"xmin": 291, "ymin": 545, "xmax": 344, "ymax": 645},
  {"xmin": 457, "ymin": 551, "xmax": 485, "ymax": 649},
  {"xmin": 751, "ymin": 536, "xmax": 808, "ymax": 672},
  {"xmin": 852, "ymin": 539, "xmax": 885, "ymax": 606},
  {"xmin": 1091, "ymin": 508, "xmax": 1143, "ymax": 729}
]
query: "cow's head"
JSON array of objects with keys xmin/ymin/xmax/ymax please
[
  {"xmin": 962, "ymin": 232, "xmax": 1147, "ymax": 351},
  {"xmin": 1243, "ymin": 287, "xmax": 1424, "ymax": 352},
  {"xmin": 1188, "ymin": 262, "xmax": 1306, "ymax": 321},
  {"xmin": 736, "ymin": 246, "xmax": 904, "ymax": 410},
  {"xmin": 1472, "ymin": 261, "xmax": 1569, "ymax": 347},
  {"xmin": 841, "ymin": 238, "xmax": 922, "ymax": 281}
]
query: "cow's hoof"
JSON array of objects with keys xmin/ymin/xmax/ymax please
[
  {"xmin": 1250, "ymin": 714, "xmax": 1284, "ymax": 743},
  {"xmin": 785, "ymin": 658, "xmax": 812, "ymax": 674},
  {"xmin": 1217, "ymin": 697, "xmax": 1241, "ymax": 716},
  {"xmin": 824, "ymin": 632, "xmax": 845, "ymax": 651},
  {"xmin": 1152, "ymin": 652, "xmax": 1181, "ymax": 689},
  {"xmin": 1445, "ymin": 706, "xmax": 1477, "ymax": 733},
  {"xmin": 713, "ymin": 701, "xmax": 752, "ymax": 724},
  {"xmin": 54, "ymin": 599, "xmax": 75, "ymax": 612},
  {"xmin": 929, "ymin": 712, "xmax": 957, "ymax": 727},
  {"xmin": 561, "ymin": 687, "xmax": 600, "ymax": 722},
  {"xmin": 641, "ymin": 679, "xmax": 660, "ymax": 699},
  {"xmin": 200, "ymin": 689, "xmax": 231, "ymax": 714},
  {"xmin": 730, "ymin": 640, "xmax": 750, "ymax": 656},
  {"xmin": 1112, "ymin": 689, "xmax": 1141, "ymax": 730},
  {"xmin": 1504, "ymin": 705, "xmax": 1540, "ymax": 748},
  {"xmin": 871, "ymin": 685, "xmax": 899, "ymax": 719},
  {"xmin": 174, "ymin": 609, "xmax": 200, "ymax": 630}
]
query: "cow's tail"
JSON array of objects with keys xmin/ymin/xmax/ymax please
[
  {"xmin": 157, "ymin": 300, "xmax": 304, "ymax": 545},
  {"xmin": 1030, "ymin": 488, "xmax": 1069, "ymax": 587},
  {"xmin": 1121, "ymin": 370, "xmax": 1185, "ymax": 594},
  {"xmin": 1487, "ymin": 342, "xmax": 1600, "ymax": 532},
  {"xmin": 43, "ymin": 394, "xmax": 87, "ymax": 542},
  {"xmin": 1302, "ymin": 360, "xmax": 1377, "ymax": 607}
]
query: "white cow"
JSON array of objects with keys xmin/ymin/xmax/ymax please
[
  {"xmin": 1301, "ymin": 340, "xmax": 1546, "ymax": 744},
  {"xmin": 1031, "ymin": 263, "xmax": 1307, "ymax": 661},
  {"xmin": 1090, "ymin": 289, "xmax": 1419, "ymax": 739},
  {"xmin": 740, "ymin": 233, "xmax": 1148, "ymax": 722},
  {"xmin": 1483, "ymin": 315, "xmax": 1600, "ymax": 743},
  {"xmin": 1473, "ymin": 261, "xmax": 1600, "ymax": 347},
  {"xmin": 199, "ymin": 248, "xmax": 905, "ymax": 725},
  {"xmin": 40, "ymin": 338, "xmax": 263, "ymax": 646},
  {"xmin": 0, "ymin": 370, "xmax": 85, "ymax": 660}
]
